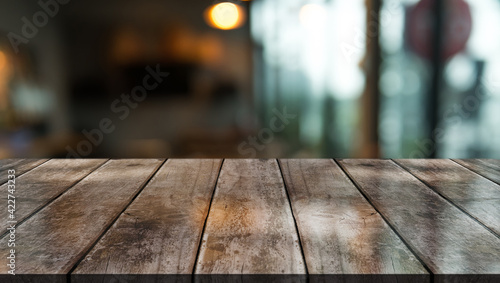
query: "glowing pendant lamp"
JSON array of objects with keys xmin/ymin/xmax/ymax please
[{"xmin": 204, "ymin": 2, "xmax": 246, "ymax": 30}]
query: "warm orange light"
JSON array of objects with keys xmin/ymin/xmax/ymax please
[
  {"xmin": 198, "ymin": 34, "xmax": 224, "ymax": 65},
  {"xmin": 0, "ymin": 51, "xmax": 7, "ymax": 71},
  {"xmin": 0, "ymin": 50, "xmax": 11, "ymax": 112},
  {"xmin": 205, "ymin": 3, "xmax": 245, "ymax": 30}
]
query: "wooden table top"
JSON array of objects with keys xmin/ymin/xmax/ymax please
[{"xmin": 1, "ymin": 159, "xmax": 499, "ymax": 282}]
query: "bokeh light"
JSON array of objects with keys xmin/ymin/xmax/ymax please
[
  {"xmin": 0, "ymin": 51, "xmax": 7, "ymax": 71},
  {"xmin": 205, "ymin": 3, "xmax": 245, "ymax": 30},
  {"xmin": 299, "ymin": 4, "xmax": 327, "ymax": 29}
]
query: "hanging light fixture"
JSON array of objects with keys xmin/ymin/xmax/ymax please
[{"xmin": 204, "ymin": 2, "xmax": 246, "ymax": 30}]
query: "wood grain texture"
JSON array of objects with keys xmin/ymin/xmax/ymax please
[
  {"xmin": 338, "ymin": 159, "xmax": 500, "ymax": 274},
  {"xmin": 453, "ymin": 159, "xmax": 500, "ymax": 186},
  {"xmin": 279, "ymin": 159, "xmax": 428, "ymax": 274},
  {"xmin": 195, "ymin": 159, "xmax": 306, "ymax": 274},
  {"xmin": 0, "ymin": 159, "xmax": 163, "ymax": 274},
  {"xmin": 396, "ymin": 159, "xmax": 500, "ymax": 236},
  {"xmin": 0, "ymin": 159, "xmax": 48, "ymax": 184},
  {"xmin": 73, "ymin": 159, "xmax": 222, "ymax": 274},
  {"xmin": 0, "ymin": 159, "xmax": 107, "ymax": 227}
]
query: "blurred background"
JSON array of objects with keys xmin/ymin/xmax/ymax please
[{"xmin": 1, "ymin": 0, "xmax": 499, "ymax": 158}]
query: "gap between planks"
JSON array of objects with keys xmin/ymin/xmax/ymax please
[
  {"xmin": 451, "ymin": 159, "xmax": 500, "ymax": 187},
  {"xmin": 393, "ymin": 159, "xmax": 500, "ymax": 240},
  {"xmin": 338, "ymin": 159, "xmax": 500, "ymax": 274},
  {"xmin": 333, "ymin": 159, "xmax": 434, "ymax": 277},
  {"xmin": 276, "ymin": 159, "xmax": 309, "ymax": 275},
  {"xmin": 66, "ymin": 159, "xmax": 167, "ymax": 277},
  {"xmin": 0, "ymin": 159, "xmax": 110, "ymax": 240},
  {"xmin": 191, "ymin": 159, "xmax": 225, "ymax": 275},
  {"xmin": 194, "ymin": 159, "xmax": 305, "ymax": 274},
  {"xmin": 0, "ymin": 159, "xmax": 51, "ymax": 186}
]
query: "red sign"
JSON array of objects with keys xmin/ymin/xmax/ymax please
[{"xmin": 407, "ymin": 0, "xmax": 472, "ymax": 60}]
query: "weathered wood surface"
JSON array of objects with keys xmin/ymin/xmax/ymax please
[
  {"xmin": 195, "ymin": 159, "xmax": 306, "ymax": 274},
  {"xmin": 0, "ymin": 159, "xmax": 163, "ymax": 274},
  {"xmin": 73, "ymin": 159, "xmax": 222, "ymax": 274},
  {"xmin": 279, "ymin": 159, "xmax": 428, "ymax": 274},
  {"xmin": 1, "ymin": 158, "xmax": 499, "ymax": 277},
  {"xmin": 0, "ymin": 159, "xmax": 107, "ymax": 230},
  {"xmin": 338, "ymin": 159, "xmax": 500, "ymax": 274},
  {"xmin": 0, "ymin": 159, "xmax": 48, "ymax": 185},
  {"xmin": 396, "ymin": 159, "xmax": 500, "ymax": 237},
  {"xmin": 453, "ymin": 159, "xmax": 500, "ymax": 186}
]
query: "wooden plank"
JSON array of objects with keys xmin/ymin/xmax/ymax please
[
  {"xmin": 453, "ymin": 159, "xmax": 500, "ymax": 186},
  {"xmin": 195, "ymin": 159, "xmax": 306, "ymax": 274},
  {"xmin": 338, "ymin": 159, "xmax": 500, "ymax": 274},
  {"xmin": 72, "ymin": 159, "xmax": 222, "ymax": 274},
  {"xmin": 0, "ymin": 159, "xmax": 107, "ymax": 228},
  {"xmin": 0, "ymin": 159, "xmax": 163, "ymax": 274},
  {"xmin": 0, "ymin": 159, "xmax": 48, "ymax": 185},
  {"xmin": 396, "ymin": 159, "xmax": 500, "ymax": 237},
  {"xmin": 279, "ymin": 159, "xmax": 428, "ymax": 274}
]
